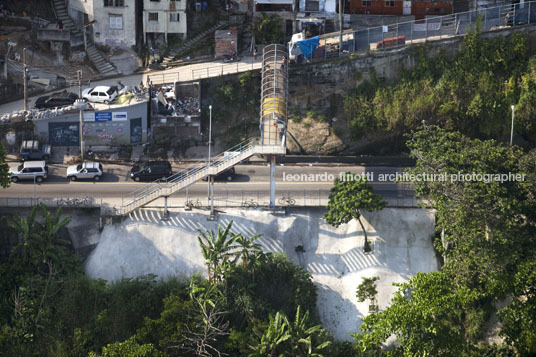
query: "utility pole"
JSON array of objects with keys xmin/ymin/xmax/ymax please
[
  {"xmin": 339, "ymin": 0, "xmax": 343, "ymax": 56},
  {"xmin": 78, "ymin": 70, "xmax": 84, "ymax": 160},
  {"xmin": 23, "ymin": 48, "xmax": 27, "ymax": 111}
]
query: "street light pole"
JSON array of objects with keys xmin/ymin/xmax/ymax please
[
  {"xmin": 510, "ymin": 105, "xmax": 515, "ymax": 146},
  {"xmin": 208, "ymin": 105, "xmax": 215, "ymax": 219},
  {"xmin": 78, "ymin": 70, "xmax": 84, "ymax": 160},
  {"xmin": 208, "ymin": 105, "xmax": 212, "ymax": 166},
  {"xmin": 339, "ymin": 0, "xmax": 343, "ymax": 56},
  {"xmin": 23, "ymin": 48, "xmax": 27, "ymax": 111}
]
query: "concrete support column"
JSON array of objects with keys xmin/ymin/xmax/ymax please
[
  {"xmin": 162, "ymin": 196, "xmax": 169, "ymax": 220},
  {"xmin": 207, "ymin": 176, "xmax": 216, "ymax": 221},
  {"xmin": 269, "ymin": 155, "xmax": 276, "ymax": 209}
]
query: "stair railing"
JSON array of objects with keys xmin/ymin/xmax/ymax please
[{"xmin": 121, "ymin": 137, "xmax": 259, "ymax": 214}]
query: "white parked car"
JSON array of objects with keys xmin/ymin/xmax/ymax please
[
  {"xmin": 82, "ymin": 86, "xmax": 118, "ymax": 104},
  {"xmin": 67, "ymin": 161, "xmax": 103, "ymax": 181},
  {"xmin": 9, "ymin": 161, "xmax": 48, "ymax": 183}
]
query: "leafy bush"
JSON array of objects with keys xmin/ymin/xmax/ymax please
[
  {"xmin": 343, "ymin": 31, "xmax": 536, "ymax": 145},
  {"xmin": 222, "ymin": 253, "xmax": 318, "ymax": 351},
  {"xmin": 251, "ymin": 14, "xmax": 283, "ymax": 44}
]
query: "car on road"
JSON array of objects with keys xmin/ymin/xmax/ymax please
[
  {"xmin": 34, "ymin": 91, "xmax": 79, "ymax": 109},
  {"xmin": 82, "ymin": 86, "xmax": 118, "ymax": 104},
  {"xmin": 202, "ymin": 167, "xmax": 235, "ymax": 181},
  {"xmin": 9, "ymin": 161, "xmax": 48, "ymax": 183},
  {"xmin": 18, "ymin": 140, "xmax": 51, "ymax": 161},
  {"xmin": 67, "ymin": 161, "xmax": 103, "ymax": 181},
  {"xmin": 130, "ymin": 161, "xmax": 172, "ymax": 181}
]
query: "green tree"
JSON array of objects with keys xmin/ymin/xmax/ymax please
[
  {"xmin": 0, "ymin": 142, "xmax": 10, "ymax": 188},
  {"xmin": 5, "ymin": 203, "xmax": 72, "ymax": 268},
  {"xmin": 498, "ymin": 260, "xmax": 536, "ymax": 356},
  {"xmin": 233, "ymin": 232, "xmax": 263, "ymax": 269},
  {"xmin": 356, "ymin": 277, "xmax": 380, "ymax": 311},
  {"xmin": 251, "ymin": 14, "xmax": 283, "ymax": 44},
  {"xmin": 353, "ymin": 272, "xmax": 473, "ymax": 356},
  {"xmin": 404, "ymin": 125, "xmax": 536, "ymax": 347},
  {"xmin": 324, "ymin": 176, "xmax": 386, "ymax": 252},
  {"xmin": 1, "ymin": 204, "xmax": 74, "ymax": 355},
  {"xmin": 249, "ymin": 310, "xmax": 289, "ymax": 356},
  {"xmin": 197, "ymin": 221, "xmax": 239, "ymax": 283},
  {"xmin": 249, "ymin": 306, "xmax": 330, "ymax": 357},
  {"xmin": 406, "ymin": 125, "xmax": 535, "ymax": 300},
  {"xmin": 89, "ymin": 336, "xmax": 165, "ymax": 357},
  {"xmin": 223, "ymin": 253, "xmax": 318, "ymax": 353}
]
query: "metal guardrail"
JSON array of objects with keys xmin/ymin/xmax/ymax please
[
  {"xmin": 146, "ymin": 59, "xmax": 261, "ymax": 85},
  {"xmin": 123, "ymin": 190, "xmax": 420, "ymax": 211},
  {"xmin": 0, "ymin": 192, "xmax": 419, "ymax": 212},
  {"xmin": 0, "ymin": 196, "xmax": 98, "ymax": 208},
  {"xmin": 295, "ymin": 1, "xmax": 536, "ymax": 64}
]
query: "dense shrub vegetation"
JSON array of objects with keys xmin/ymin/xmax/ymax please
[{"xmin": 344, "ymin": 29, "xmax": 536, "ymax": 148}]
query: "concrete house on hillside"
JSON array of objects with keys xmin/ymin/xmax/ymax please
[
  {"xmin": 143, "ymin": 0, "xmax": 187, "ymax": 44},
  {"xmin": 68, "ymin": 0, "xmax": 138, "ymax": 47}
]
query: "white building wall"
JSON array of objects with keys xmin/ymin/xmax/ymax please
[
  {"xmin": 143, "ymin": 0, "xmax": 187, "ymax": 43},
  {"xmin": 93, "ymin": 3, "xmax": 136, "ymax": 47},
  {"xmin": 68, "ymin": 0, "xmax": 95, "ymax": 26},
  {"xmin": 324, "ymin": 0, "xmax": 336, "ymax": 12},
  {"xmin": 68, "ymin": 0, "xmax": 136, "ymax": 47},
  {"xmin": 69, "ymin": 0, "xmax": 94, "ymax": 16}
]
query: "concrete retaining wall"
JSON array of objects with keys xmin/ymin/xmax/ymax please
[{"xmin": 84, "ymin": 207, "xmax": 438, "ymax": 340}]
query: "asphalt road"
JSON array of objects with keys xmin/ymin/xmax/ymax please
[{"xmin": 2, "ymin": 164, "xmax": 412, "ymax": 201}]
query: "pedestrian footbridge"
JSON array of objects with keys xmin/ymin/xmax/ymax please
[{"xmin": 119, "ymin": 44, "xmax": 289, "ymax": 215}]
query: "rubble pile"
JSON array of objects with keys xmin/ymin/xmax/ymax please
[
  {"xmin": 174, "ymin": 97, "xmax": 200, "ymax": 116},
  {"xmin": 153, "ymin": 86, "xmax": 200, "ymax": 117},
  {"xmin": 0, "ymin": 106, "xmax": 78, "ymax": 123}
]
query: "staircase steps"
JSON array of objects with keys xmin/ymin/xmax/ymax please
[
  {"xmin": 162, "ymin": 21, "xmax": 228, "ymax": 66},
  {"xmin": 52, "ymin": 0, "xmax": 119, "ymax": 76},
  {"xmin": 120, "ymin": 139, "xmax": 285, "ymax": 215}
]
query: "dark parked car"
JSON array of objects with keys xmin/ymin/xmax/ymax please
[
  {"xmin": 18, "ymin": 140, "xmax": 51, "ymax": 161},
  {"xmin": 35, "ymin": 92, "xmax": 78, "ymax": 109},
  {"xmin": 130, "ymin": 161, "xmax": 172, "ymax": 182}
]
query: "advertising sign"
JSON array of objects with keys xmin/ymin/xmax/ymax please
[
  {"xmin": 83, "ymin": 112, "xmax": 128, "ymax": 121},
  {"xmin": 95, "ymin": 112, "xmax": 113, "ymax": 122}
]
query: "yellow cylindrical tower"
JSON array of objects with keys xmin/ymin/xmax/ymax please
[{"xmin": 260, "ymin": 44, "xmax": 288, "ymax": 146}]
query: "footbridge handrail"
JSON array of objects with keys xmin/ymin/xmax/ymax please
[{"xmin": 119, "ymin": 138, "xmax": 271, "ymax": 215}]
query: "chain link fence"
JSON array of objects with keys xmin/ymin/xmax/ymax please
[
  {"xmin": 297, "ymin": 1, "xmax": 536, "ymax": 64},
  {"xmin": 0, "ymin": 190, "xmax": 420, "ymax": 213}
]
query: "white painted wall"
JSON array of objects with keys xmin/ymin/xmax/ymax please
[
  {"xmin": 143, "ymin": 0, "xmax": 187, "ymax": 43},
  {"xmin": 324, "ymin": 0, "xmax": 336, "ymax": 13},
  {"xmin": 69, "ymin": 0, "xmax": 94, "ymax": 16},
  {"xmin": 68, "ymin": 0, "xmax": 136, "ymax": 47},
  {"xmin": 85, "ymin": 207, "xmax": 438, "ymax": 340}
]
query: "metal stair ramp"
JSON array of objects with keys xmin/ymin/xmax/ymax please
[
  {"xmin": 52, "ymin": 0, "xmax": 119, "ymax": 76},
  {"xmin": 119, "ymin": 139, "xmax": 285, "ymax": 215},
  {"xmin": 162, "ymin": 21, "xmax": 228, "ymax": 67}
]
